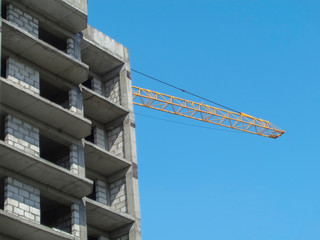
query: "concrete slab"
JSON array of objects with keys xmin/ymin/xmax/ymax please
[
  {"xmin": 0, "ymin": 77, "xmax": 92, "ymax": 139},
  {"xmin": 2, "ymin": 19, "xmax": 89, "ymax": 84},
  {"xmin": 82, "ymin": 86, "xmax": 128, "ymax": 124},
  {"xmin": 85, "ymin": 198, "xmax": 134, "ymax": 232},
  {"xmin": 0, "ymin": 141, "xmax": 93, "ymax": 198},
  {"xmin": 0, "ymin": 210, "xmax": 75, "ymax": 240},
  {"xmin": 3, "ymin": 0, "xmax": 87, "ymax": 33},
  {"xmin": 84, "ymin": 140, "xmax": 131, "ymax": 176},
  {"xmin": 82, "ymin": 25, "xmax": 125, "ymax": 75}
]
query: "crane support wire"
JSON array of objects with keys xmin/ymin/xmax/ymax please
[
  {"xmin": 131, "ymin": 69, "xmax": 241, "ymax": 113},
  {"xmin": 132, "ymin": 86, "xmax": 285, "ymax": 139}
]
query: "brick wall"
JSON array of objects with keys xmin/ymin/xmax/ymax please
[
  {"xmin": 71, "ymin": 203, "xmax": 81, "ymax": 238},
  {"xmin": 4, "ymin": 177, "xmax": 40, "ymax": 223},
  {"xmin": 107, "ymin": 126, "xmax": 125, "ymax": 158},
  {"xmin": 91, "ymin": 76, "xmax": 103, "ymax": 95},
  {"xmin": 104, "ymin": 77, "xmax": 121, "ymax": 105},
  {"xmin": 6, "ymin": 57, "xmax": 40, "ymax": 94},
  {"xmin": 7, "ymin": 3, "xmax": 39, "ymax": 37},
  {"xmin": 5, "ymin": 115, "xmax": 40, "ymax": 157},
  {"xmin": 109, "ymin": 178, "xmax": 127, "ymax": 213}
]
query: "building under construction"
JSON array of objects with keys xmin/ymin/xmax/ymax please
[{"xmin": 0, "ymin": 0, "xmax": 141, "ymax": 239}]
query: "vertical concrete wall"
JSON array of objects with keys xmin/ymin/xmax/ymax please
[
  {"xmin": 109, "ymin": 178, "xmax": 127, "ymax": 213},
  {"xmin": 6, "ymin": 57, "xmax": 40, "ymax": 94},
  {"xmin": 70, "ymin": 142, "xmax": 85, "ymax": 177},
  {"xmin": 5, "ymin": 115, "xmax": 40, "ymax": 157},
  {"xmin": 67, "ymin": 33, "xmax": 82, "ymax": 61},
  {"xmin": 69, "ymin": 86, "xmax": 84, "ymax": 115},
  {"xmin": 4, "ymin": 177, "xmax": 40, "ymax": 222},
  {"xmin": 6, "ymin": 3, "xmax": 39, "ymax": 37},
  {"xmin": 94, "ymin": 126, "xmax": 106, "ymax": 149}
]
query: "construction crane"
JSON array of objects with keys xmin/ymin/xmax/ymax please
[{"xmin": 132, "ymin": 86, "xmax": 285, "ymax": 139}]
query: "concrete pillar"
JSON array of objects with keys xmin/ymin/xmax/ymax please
[
  {"xmin": 95, "ymin": 180, "xmax": 107, "ymax": 205},
  {"xmin": 107, "ymin": 126, "xmax": 125, "ymax": 158},
  {"xmin": 70, "ymin": 141, "xmax": 85, "ymax": 177},
  {"xmin": 69, "ymin": 86, "xmax": 84, "ymax": 115},
  {"xmin": 109, "ymin": 178, "xmax": 127, "ymax": 213},
  {"xmin": 6, "ymin": 57, "xmax": 40, "ymax": 94},
  {"xmin": 71, "ymin": 201, "xmax": 87, "ymax": 240},
  {"xmin": 98, "ymin": 237, "xmax": 110, "ymax": 240},
  {"xmin": 6, "ymin": 3, "xmax": 39, "ymax": 37},
  {"xmin": 91, "ymin": 76, "xmax": 103, "ymax": 95},
  {"xmin": 94, "ymin": 126, "xmax": 106, "ymax": 149},
  {"xmin": 67, "ymin": 33, "xmax": 82, "ymax": 61},
  {"xmin": 5, "ymin": 114, "xmax": 40, "ymax": 157},
  {"xmin": 4, "ymin": 177, "xmax": 40, "ymax": 223}
]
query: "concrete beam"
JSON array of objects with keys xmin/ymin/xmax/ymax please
[
  {"xmin": 0, "ymin": 210, "xmax": 75, "ymax": 240},
  {"xmin": 85, "ymin": 198, "xmax": 134, "ymax": 232},
  {"xmin": 84, "ymin": 140, "xmax": 131, "ymax": 176},
  {"xmin": 2, "ymin": 19, "xmax": 89, "ymax": 84},
  {"xmin": 3, "ymin": 0, "xmax": 87, "ymax": 33},
  {"xmin": 82, "ymin": 86, "xmax": 128, "ymax": 124},
  {"xmin": 0, "ymin": 77, "xmax": 92, "ymax": 139},
  {"xmin": 0, "ymin": 141, "xmax": 93, "ymax": 198}
]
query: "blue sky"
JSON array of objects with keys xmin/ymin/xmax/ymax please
[{"xmin": 88, "ymin": 1, "xmax": 320, "ymax": 239}]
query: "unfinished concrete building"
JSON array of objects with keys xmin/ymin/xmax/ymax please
[{"xmin": 0, "ymin": 0, "xmax": 141, "ymax": 239}]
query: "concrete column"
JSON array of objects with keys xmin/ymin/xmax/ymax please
[
  {"xmin": 94, "ymin": 126, "xmax": 106, "ymax": 149},
  {"xmin": 95, "ymin": 180, "xmax": 107, "ymax": 205},
  {"xmin": 4, "ymin": 177, "xmax": 40, "ymax": 223},
  {"xmin": 69, "ymin": 86, "xmax": 84, "ymax": 115},
  {"xmin": 70, "ymin": 141, "xmax": 85, "ymax": 177},
  {"xmin": 6, "ymin": 57, "xmax": 40, "ymax": 94},
  {"xmin": 6, "ymin": 3, "xmax": 39, "ymax": 37},
  {"xmin": 91, "ymin": 76, "xmax": 103, "ymax": 95},
  {"xmin": 106, "ymin": 126, "xmax": 125, "ymax": 158},
  {"xmin": 98, "ymin": 237, "xmax": 110, "ymax": 240},
  {"xmin": 67, "ymin": 33, "xmax": 82, "ymax": 61},
  {"xmin": 5, "ymin": 114, "xmax": 40, "ymax": 157},
  {"xmin": 119, "ymin": 49, "xmax": 142, "ymax": 240},
  {"xmin": 71, "ymin": 201, "xmax": 87, "ymax": 240}
]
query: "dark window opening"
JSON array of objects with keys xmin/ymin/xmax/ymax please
[
  {"xmin": 85, "ymin": 127, "xmax": 94, "ymax": 143},
  {"xmin": 0, "ymin": 178, "xmax": 4, "ymax": 210},
  {"xmin": 40, "ymin": 135, "xmax": 70, "ymax": 170},
  {"xmin": 41, "ymin": 196, "xmax": 72, "ymax": 234},
  {"xmin": 87, "ymin": 181, "xmax": 96, "ymax": 201},
  {"xmin": 82, "ymin": 78, "xmax": 92, "ymax": 89},
  {"xmin": 1, "ymin": 58, "xmax": 6, "ymax": 78},
  {"xmin": 39, "ymin": 26, "xmax": 67, "ymax": 52},
  {"xmin": 40, "ymin": 79, "xmax": 69, "ymax": 109}
]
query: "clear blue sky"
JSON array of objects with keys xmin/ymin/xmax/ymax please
[{"xmin": 88, "ymin": 1, "xmax": 319, "ymax": 239}]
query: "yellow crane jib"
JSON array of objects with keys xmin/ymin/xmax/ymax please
[{"xmin": 132, "ymin": 86, "xmax": 285, "ymax": 138}]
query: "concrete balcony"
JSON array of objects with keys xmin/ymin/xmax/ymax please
[
  {"xmin": 0, "ymin": 77, "xmax": 92, "ymax": 139},
  {"xmin": 2, "ymin": 19, "xmax": 89, "ymax": 85},
  {"xmin": 84, "ymin": 140, "xmax": 131, "ymax": 176},
  {"xmin": 3, "ymin": 0, "xmax": 87, "ymax": 33},
  {"xmin": 85, "ymin": 198, "xmax": 134, "ymax": 232},
  {"xmin": 0, "ymin": 141, "xmax": 93, "ymax": 198},
  {"xmin": 82, "ymin": 25, "xmax": 126, "ymax": 75},
  {"xmin": 82, "ymin": 86, "xmax": 128, "ymax": 124},
  {"xmin": 0, "ymin": 210, "xmax": 75, "ymax": 240}
]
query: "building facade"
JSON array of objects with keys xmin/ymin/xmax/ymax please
[{"xmin": 0, "ymin": 0, "xmax": 141, "ymax": 239}]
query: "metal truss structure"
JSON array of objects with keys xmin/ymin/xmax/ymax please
[{"xmin": 132, "ymin": 86, "xmax": 285, "ymax": 138}]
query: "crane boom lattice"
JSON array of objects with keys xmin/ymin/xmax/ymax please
[{"xmin": 132, "ymin": 86, "xmax": 285, "ymax": 138}]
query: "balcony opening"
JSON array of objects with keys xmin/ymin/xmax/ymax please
[
  {"xmin": 39, "ymin": 26, "xmax": 67, "ymax": 52},
  {"xmin": 82, "ymin": 77, "xmax": 92, "ymax": 90},
  {"xmin": 88, "ymin": 236, "xmax": 98, "ymax": 240},
  {"xmin": 86, "ymin": 181, "xmax": 96, "ymax": 201},
  {"xmin": 41, "ymin": 196, "xmax": 72, "ymax": 234},
  {"xmin": 40, "ymin": 79, "xmax": 69, "ymax": 109},
  {"xmin": 40, "ymin": 135, "xmax": 70, "ymax": 170},
  {"xmin": 1, "ymin": 4, "xmax": 6, "ymax": 19}
]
